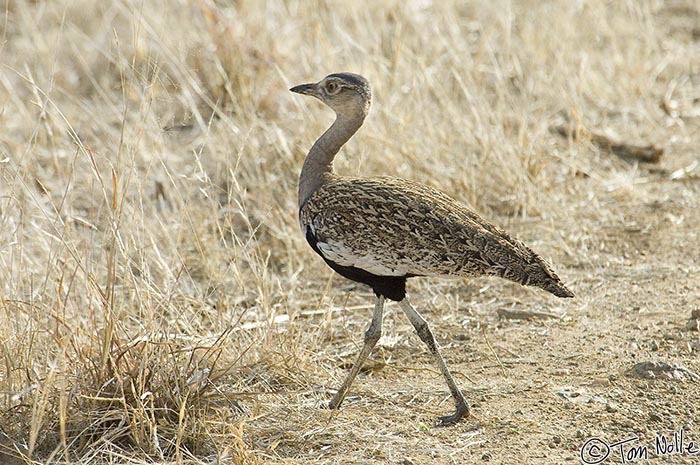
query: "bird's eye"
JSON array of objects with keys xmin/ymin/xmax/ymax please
[{"xmin": 326, "ymin": 81, "xmax": 339, "ymax": 94}]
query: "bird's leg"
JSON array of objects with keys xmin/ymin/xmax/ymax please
[
  {"xmin": 398, "ymin": 298, "xmax": 469, "ymax": 426},
  {"xmin": 329, "ymin": 295, "xmax": 385, "ymax": 410}
]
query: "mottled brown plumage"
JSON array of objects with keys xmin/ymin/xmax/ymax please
[
  {"xmin": 301, "ymin": 176, "xmax": 572, "ymax": 297},
  {"xmin": 291, "ymin": 72, "xmax": 573, "ymax": 425}
]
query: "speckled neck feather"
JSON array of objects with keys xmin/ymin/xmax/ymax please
[{"xmin": 298, "ymin": 113, "xmax": 364, "ymax": 210}]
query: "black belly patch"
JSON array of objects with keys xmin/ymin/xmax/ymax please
[{"xmin": 305, "ymin": 228, "xmax": 409, "ymax": 301}]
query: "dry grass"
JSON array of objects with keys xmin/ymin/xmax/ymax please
[{"xmin": 1, "ymin": 0, "xmax": 699, "ymax": 463}]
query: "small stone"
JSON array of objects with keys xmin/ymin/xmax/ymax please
[
  {"xmin": 590, "ymin": 377, "xmax": 611, "ymax": 387},
  {"xmin": 481, "ymin": 452, "xmax": 491, "ymax": 461},
  {"xmin": 649, "ymin": 412, "xmax": 663, "ymax": 422},
  {"xmin": 628, "ymin": 361, "xmax": 700, "ymax": 381},
  {"xmin": 606, "ymin": 402, "xmax": 619, "ymax": 412},
  {"xmin": 687, "ymin": 319, "xmax": 700, "ymax": 331}
]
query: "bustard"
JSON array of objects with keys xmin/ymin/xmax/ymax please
[{"xmin": 290, "ymin": 72, "xmax": 573, "ymax": 425}]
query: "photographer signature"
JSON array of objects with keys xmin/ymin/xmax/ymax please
[{"xmin": 580, "ymin": 428, "xmax": 698, "ymax": 464}]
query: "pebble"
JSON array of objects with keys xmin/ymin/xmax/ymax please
[
  {"xmin": 590, "ymin": 377, "xmax": 611, "ymax": 387},
  {"xmin": 606, "ymin": 402, "xmax": 619, "ymax": 413}
]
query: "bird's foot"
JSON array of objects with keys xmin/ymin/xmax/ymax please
[{"xmin": 437, "ymin": 399, "xmax": 470, "ymax": 426}]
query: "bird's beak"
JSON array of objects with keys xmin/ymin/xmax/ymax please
[{"xmin": 290, "ymin": 82, "xmax": 320, "ymax": 97}]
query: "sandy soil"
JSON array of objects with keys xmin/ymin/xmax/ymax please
[{"xmin": 1, "ymin": 1, "xmax": 699, "ymax": 464}]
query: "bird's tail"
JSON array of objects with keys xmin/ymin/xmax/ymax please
[
  {"xmin": 526, "ymin": 254, "xmax": 574, "ymax": 298},
  {"xmin": 539, "ymin": 279, "xmax": 574, "ymax": 298}
]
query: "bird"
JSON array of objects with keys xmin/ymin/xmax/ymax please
[{"xmin": 290, "ymin": 72, "xmax": 573, "ymax": 425}]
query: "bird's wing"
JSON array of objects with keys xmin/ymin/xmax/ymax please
[{"xmin": 300, "ymin": 176, "xmax": 515, "ymax": 278}]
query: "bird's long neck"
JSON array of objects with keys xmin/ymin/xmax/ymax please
[{"xmin": 298, "ymin": 113, "xmax": 365, "ymax": 209}]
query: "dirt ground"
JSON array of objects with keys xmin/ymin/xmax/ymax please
[{"xmin": 2, "ymin": 1, "xmax": 700, "ymax": 464}]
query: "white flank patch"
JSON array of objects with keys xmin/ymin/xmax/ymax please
[{"xmin": 316, "ymin": 238, "xmax": 407, "ymax": 276}]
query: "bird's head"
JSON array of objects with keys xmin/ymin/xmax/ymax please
[{"xmin": 290, "ymin": 72, "xmax": 372, "ymax": 119}]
